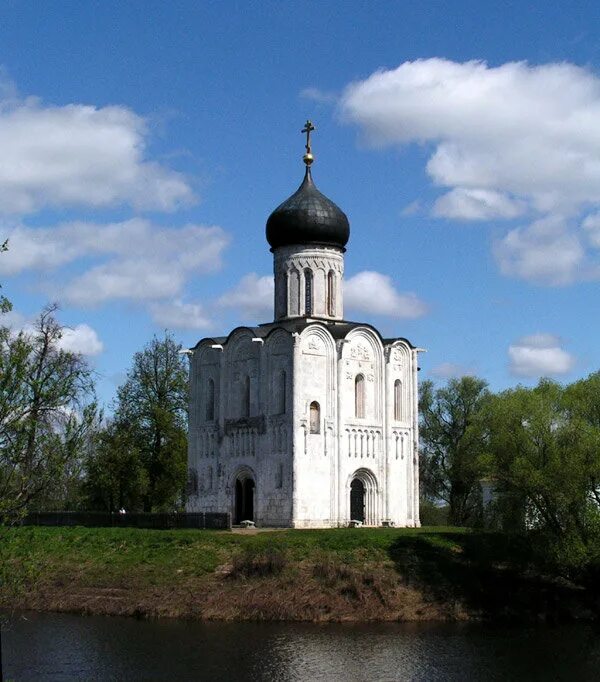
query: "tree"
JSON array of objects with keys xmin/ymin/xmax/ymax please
[
  {"xmin": 112, "ymin": 332, "xmax": 188, "ymax": 511},
  {"xmin": 419, "ymin": 376, "xmax": 489, "ymax": 526},
  {"xmin": 84, "ymin": 421, "xmax": 148, "ymax": 512},
  {"xmin": 0, "ymin": 305, "xmax": 97, "ymax": 517},
  {"xmin": 483, "ymin": 378, "xmax": 600, "ymax": 568}
]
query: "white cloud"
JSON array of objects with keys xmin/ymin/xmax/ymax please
[
  {"xmin": 344, "ymin": 271, "xmax": 428, "ymax": 319},
  {"xmin": 0, "ymin": 218, "xmax": 230, "ymax": 305},
  {"xmin": 149, "ymin": 300, "xmax": 213, "ymax": 331},
  {"xmin": 0, "ymin": 80, "xmax": 194, "ymax": 214},
  {"xmin": 339, "ymin": 58, "xmax": 600, "ymax": 284},
  {"xmin": 2, "ymin": 308, "xmax": 102, "ymax": 356},
  {"xmin": 400, "ymin": 200, "xmax": 421, "ymax": 217},
  {"xmin": 433, "ymin": 188, "xmax": 526, "ymax": 220},
  {"xmin": 340, "ymin": 59, "xmax": 600, "ymax": 211},
  {"xmin": 508, "ymin": 333, "xmax": 575, "ymax": 377},
  {"xmin": 494, "ymin": 216, "xmax": 585, "ymax": 286},
  {"xmin": 300, "ymin": 87, "xmax": 337, "ymax": 104},
  {"xmin": 217, "ymin": 273, "xmax": 274, "ymax": 320},
  {"xmin": 582, "ymin": 212, "xmax": 600, "ymax": 248},
  {"xmin": 58, "ymin": 324, "xmax": 103, "ymax": 356},
  {"xmin": 430, "ymin": 362, "xmax": 475, "ymax": 379}
]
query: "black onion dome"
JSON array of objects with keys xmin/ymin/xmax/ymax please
[{"xmin": 266, "ymin": 168, "xmax": 350, "ymax": 250}]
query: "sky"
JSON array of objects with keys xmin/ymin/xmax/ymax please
[{"xmin": 1, "ymin": 0, "xmax": 600, "ymax": 406}]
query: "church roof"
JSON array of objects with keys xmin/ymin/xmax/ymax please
[{"xmin": 192, "ymin": 319, "xmax": 416, "ymax": 351}]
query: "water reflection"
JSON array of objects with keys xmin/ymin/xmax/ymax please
[{"xmin": 3, "ymin": 611, "xmax": 600, "ymax": 681}]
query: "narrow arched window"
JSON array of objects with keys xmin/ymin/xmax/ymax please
[
  {"xmin": 289, "ymin": 269, "xmax": 300, "ymax": 316},
  {"xmin": 309, "ymin": 401, "xmax": 320, "ymax": 434},
  {"xmin": 205, "ymin": 378, "xmax": 215, "ymax": 421},
  {"xmin": 304, "ymin": 269, "xmax": 313, "ymax": 316},
  {"xmin": 394, "ymin": 379, "xmax": 401, "ymax": 421},
  {"xmin": 279, "ymin": 370, "xmax": 286, "ymax": 414},
  {"xmin": 242, "ymin": 375, "xmax": 250, "ymax": 418},
  {"xmin": 355, "ymin": 374, "xmax": 365, "ymax": 419},
  {"xmin": 327, "ymin": 270, "xmax": 335, "ymax": 316},
  {"xmin": 283, "ymin": 271, "xmax": 288, "ymax": 317},
  {"xmin": 186, "ymin": 468, "xmax": 198, "ymax": 496}
]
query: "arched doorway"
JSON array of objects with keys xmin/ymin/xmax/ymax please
[
  {"xmin": 350, "ymin": 478, "xmax": 365, "ymax": 522},
  {"xmin": 348, "ymin": 469, "xmax": 379, "ymax": 525},
  {"xmin": 235, "ymin": 476, "xmax": 255, "ymax": 523}
]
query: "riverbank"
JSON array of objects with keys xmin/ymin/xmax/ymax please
[{"xmin": 0, "ymin": 526, "xmax": 593, "ymax": 622}]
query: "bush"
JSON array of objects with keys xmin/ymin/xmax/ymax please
[
  {"xmin": 230, "ymin": 545, "xmax": 287, "ymax": 578},
  {"xmin": 419, "ymin": 500, "xmax": 449, "ymax": 526}
]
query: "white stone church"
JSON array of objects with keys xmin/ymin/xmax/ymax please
[{"xmin": 186, "ymin": 124, "xmax": 421, "ymax": 527}]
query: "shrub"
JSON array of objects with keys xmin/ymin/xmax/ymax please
[
  {"xmin": 419, "ymin": 500, "xmax": 449, "ymax": 526},
  {"xmin": 230, "ymin": 545, "xmax": 287, "ymax": 578}
]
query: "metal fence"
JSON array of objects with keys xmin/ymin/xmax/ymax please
[{"xmin": 12, "ymin": 511, "xmax": 231, "ymax": 530}]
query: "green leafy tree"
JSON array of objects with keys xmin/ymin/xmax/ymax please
[
  {"xmin": 112, "ymin": 332, "xmax": 188, "ymax": 511},
  {"xmin": 84, "ymin": 421, "xmax": 148, "ymax": 512},
  {"xmin": 483, "ymin": 379, "xmax": 600, "ymax": 567},
  {"xmin": 0, "ymin": 304, "xmax": 97, "ymax": 517},
  {"xmin": 419, "ymin": 376, "xmax": 489, "ymax": 526}
]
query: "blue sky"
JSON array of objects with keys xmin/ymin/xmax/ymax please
[{"xmin": 1, "ymin": 0, "xmax": 600, "ymax": 405}]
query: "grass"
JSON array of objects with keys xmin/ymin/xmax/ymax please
[{"xmin": 0, "ymin": 526, "xmax": 591, "ymax": 622}]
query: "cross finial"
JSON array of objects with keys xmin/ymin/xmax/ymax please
[{"xmin": 301, "ymin": 119, "xmax": 315, "ymax": 166}]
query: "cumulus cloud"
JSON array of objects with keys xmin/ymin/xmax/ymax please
[
  {"xmin": 494, "ymin": 216, "xmax": 586, "ymax": 286},
  {"xmin": 300, "ymin": 87, "xmax": 338, "ymax": 104},
  {"xmin": 344, "ymin": 271, "xmax": 428, "ymax": 319},
  {"xmin": 0, "ymin": 80, "xmax": 193, "ymax": 214},
  {"xmin": 508, "ymin": 333, "xmax": 575, "ymax": 377},
  {"xmin": 217, "ymin": 273, "xmax": 274, "ymax": 320},
  {"xmin": 2, "ymin": 308, "xmax": 103, "ymax": 356},
  {"xmin": 430, "ymin": 362, "xmax": 475, "ymax": 379},
  {"xmin": 0, "ymin": 218, "xmax": 230, "ymax": 305},
  {"xmin": 57, "ymin": 324, "xmax": 103, "ymax": 356},
  {"xmin": 339, "ymin": 58, "xmax": 600, "ymax": 284},
  {"xmin": 433, "ymin": 188, "xmax": 526, "ymax": 220},
  {"xmin": 583, "ymin": 212, "xmax": 600, "ymax": 248},
  {"xmin": 149, "ymin": 300, "xmax": 213, "ymax": 331}
]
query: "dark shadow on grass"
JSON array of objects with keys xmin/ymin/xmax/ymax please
[{"xmin": 388, "ymin": 531, "xmax": 589, "ymax": 622}]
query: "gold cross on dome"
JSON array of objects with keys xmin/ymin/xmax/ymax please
[
  {"xmin": 302, "ymin": 120, "xmax": 315, "ymax": 153},
  {"xmin": 301, "ymin": 120, "xmax": 315, "ymax": 166}
]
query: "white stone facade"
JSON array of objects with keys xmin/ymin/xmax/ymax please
[
  {"xmin": 187, "ymin": 315, "xmax": 420, "ymax": 528},
  {"xmin": 187, "ymin": 162, "xmax": 421, "ymax": 528}
]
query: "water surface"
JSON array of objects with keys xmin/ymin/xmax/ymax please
[{"xmin": 3, "ymin": 611, "xmax": 600, "ymax": 681}]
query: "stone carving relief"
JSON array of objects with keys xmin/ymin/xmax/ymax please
[
  {"xmin": 350, "ymin": 342, "xmax": 370, "ymax": 361},
  {"xmin": 280, "ymin": 254, "xmax": 344, "ymax": 274},
  {"xmin": 303, "ymin": 335, "xmax": 325, "ymax": 355}
]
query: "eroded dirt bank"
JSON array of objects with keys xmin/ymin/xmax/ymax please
[{"xmin": 0, "ymin": 526, "xmax": 593, "ymax": 623}]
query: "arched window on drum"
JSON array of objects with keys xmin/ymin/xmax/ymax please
[
  {"xmin": 304, "ymin": 269, "xmax": 313, "ymax": 316},
  {"xmin": 327, "ymin": 270, "xmax": 335, "ymax": 316}
]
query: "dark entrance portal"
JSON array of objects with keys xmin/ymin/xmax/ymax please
[
  {"xmin": 350, "ymin": 478, "xmax": 365, "ymax": 522},
  {"xmin": 235, "ymin": 478, "xmax": 255, "ymax": 523}
]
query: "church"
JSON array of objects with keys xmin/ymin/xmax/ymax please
[{"xmin": 186, "ymin": 122, "xmax": 421, "ymax": 528}]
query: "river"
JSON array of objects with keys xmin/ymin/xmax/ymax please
[{"xmin": 3, "ymin": 611, "xmax": 599, "ymax": 681}]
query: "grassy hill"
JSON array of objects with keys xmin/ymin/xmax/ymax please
[{"xmin": 0, "ymin": 526, "xmax": 592, "ymax": 622}]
